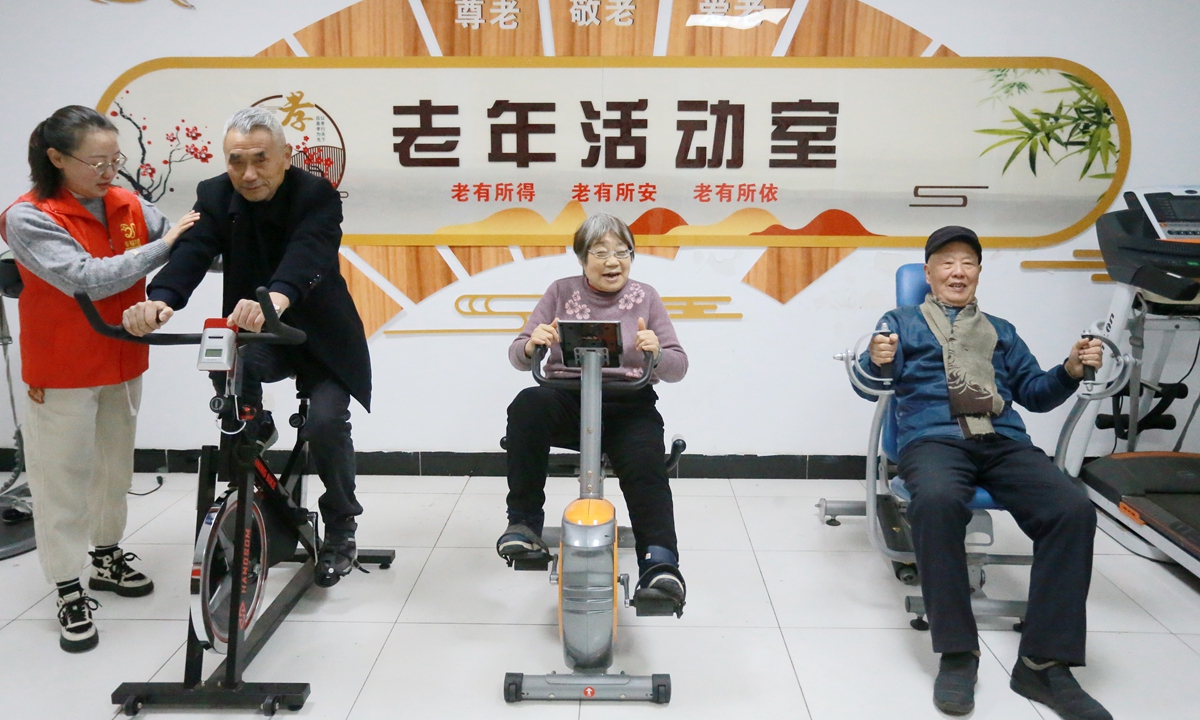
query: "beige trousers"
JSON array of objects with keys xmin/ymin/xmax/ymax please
[{"xmin": 24, "ymin": 377, "xmax": 141, "ymax": 584}]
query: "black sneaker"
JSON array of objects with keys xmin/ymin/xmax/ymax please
[
  {"xmin": 934, "ymin": 652, "xmax": 979, "ymax": 715},
  {"xmin": 1010, "ymin": 657, "xmax": 1112, "ymax": 720},
  {"xmin": 56, "ymin": 590, "xmax": 100, "ymax": 653},
  {"xmin": 316, "ymin": 528, "xmax": 359, "ymax": 588},
  {"xmin": 632, "ymin": 564, "xmax": 686, "ymax": 617},
  {"xmin": 88, "ymin": 546, "xmax": 154, "ymax": 597},
  {"xmin": 496, "ymin": 523, "xmax": 549, "ymax": 560}
]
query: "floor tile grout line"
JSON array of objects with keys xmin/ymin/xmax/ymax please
[
  {"xmin": 121, "ymin": 488, "xmax": 195, "ymax": 544},
  {"xmin": 1091, "ymin": 562, "xmax": 1174, "ymax": 635},
  {"xmin": 340, "ymin": 618, "xmax": 404, "ymax": 720},
  {"xmin": 730, "ymin": 489, "xmax": 815, "ymax": 720},
  {"xmin": 343, "ymin": 477, "xmax": 472, "ymax": 720}
]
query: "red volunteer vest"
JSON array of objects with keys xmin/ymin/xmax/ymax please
[{"xmin": 11, "ymin": 187, "xmax": 149, "ymax": 388}]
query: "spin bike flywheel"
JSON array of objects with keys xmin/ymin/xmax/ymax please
[{"xmin": 191, "ymin": 488, "xmax": 269, "ymax": 654}]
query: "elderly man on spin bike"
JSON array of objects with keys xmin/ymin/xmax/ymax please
[
  {"xmin": 122, "ymin": 108, "xmax": 370, "ymax": 588},
  {"xmin": 498, "ymin": 213, "xmax": 689, "ymax": 612},
  {"xmin": 859, "ymin": 226, "xmax": 1110, "ymax": 720}
]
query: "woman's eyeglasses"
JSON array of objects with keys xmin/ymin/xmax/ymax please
[
  {"xmin": 68, "ymin": 152, "xmax": 128, "ymax": 176},
  {"xmin": 588, "ymin": 248, "xmax": 632, "ymax": 260}
]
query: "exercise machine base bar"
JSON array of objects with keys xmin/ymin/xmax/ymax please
[
  {"xmin": 504, "ymin": 671, "xmax": 670, "ymax": 703},
  {"xmin": 111, "ymin": 681, "xmax": 309, "ymax": 716}
]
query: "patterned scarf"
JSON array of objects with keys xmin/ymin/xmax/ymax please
[{"xmin": 919, "ymin": 293, "xmax": 1005, "ymax": 437}]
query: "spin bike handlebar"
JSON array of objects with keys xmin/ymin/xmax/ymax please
[
  {"xmin": 530, "ymin": 344, "xmax": 655, "ymax": 393},
  {"xmin": 74, "ymin": 287, "xmax": 307, "ymax": 347}
]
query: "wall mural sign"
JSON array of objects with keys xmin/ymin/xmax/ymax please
[{"xmin": 97, "ymin": 57, "xmax": 1128, "ymax": 249}]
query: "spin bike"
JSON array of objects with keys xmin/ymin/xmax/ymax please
[
  {"xmin": 502, "ymin": 320, "xmax": 679, "ymax": 705},
  {"xmin": 74, "ymin": 288, "xmax": 394, "ymax": 717}
]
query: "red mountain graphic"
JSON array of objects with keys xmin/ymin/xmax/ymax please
[
  {"xmin": 629, "ymin": 208, "xmax": 688, "ymax": 235},
  {"xmin": 752, "ymin": 209, "xmax": 879, "ymax": 236}
]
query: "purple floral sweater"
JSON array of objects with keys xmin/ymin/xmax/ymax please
[{"xmin": 509, "ymin": 275, "xmax": 688, "ymax": 383}]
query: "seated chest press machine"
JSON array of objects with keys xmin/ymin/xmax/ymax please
[{"xmin": 821, "ymin": 264, "xmax": 1128, "ymax": 630}]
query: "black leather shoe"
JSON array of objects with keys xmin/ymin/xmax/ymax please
[
  {"xmin": 315, "ymin": 528, "xmax": 358, "ymax": 588},
  {"xmin": 1010, "ymin": 657, "xmax": 1112, "ymax": 720},
  {"xmin": 934, "ymin": 652, "xmax": 979, "ymax": 715}
]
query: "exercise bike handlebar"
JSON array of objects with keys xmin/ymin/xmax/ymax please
[
  {"xmin": 530, "ymin": 344, "xmax": 655, "ymax": 392},
  {"xmin": 74, "ymin": 287, "xmax": 307, "ymax": 346}
]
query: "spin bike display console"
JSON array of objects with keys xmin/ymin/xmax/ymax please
[
  {"xmin": 74, "ymin": 289, "xmax": 395, "ymax": 717},
  {"xmin": 502, "ymin": 320, "xmax": 674, "ymax": 705},
  {"xmin": 1060, "ymin": 186, "xmax": 1200, "ymax": 578}
]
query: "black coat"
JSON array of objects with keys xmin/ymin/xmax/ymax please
[{"xmin": 148, "ymin": 167, "xmax": 371, "ymax": 410}]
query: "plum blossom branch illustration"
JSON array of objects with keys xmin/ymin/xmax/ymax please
[{"xmin": 110, "ymin": 101, "xmax": 213, "ymax": 202}]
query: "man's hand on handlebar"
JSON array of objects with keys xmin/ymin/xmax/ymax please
[
  {"xmin": 524, "ymin": 318, "xmax": 560, "ymax": 359},
  {"xmin": 123, "ymin": 300, "xmax": 173, "ymax": 337},
  {"xmin": 869, "ymin": 333, "xmax": 899, "ymax": 366},
  {"xmin": 635, "ymin": 317, "xmax": 660, "ymax": 360},
  {"xmin": 1065, "ymin": 337, "xmax": 1103, "ymax": 379},
  {"xmin": 227, "ymin": 292, "xmax": 291, "ymax": 333}
]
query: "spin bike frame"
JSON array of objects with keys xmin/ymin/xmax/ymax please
[
  {"xmin": 503, "ymin": 331, "xmax": 671, "ymax": 704},
  {"xmin": 75, "ymin": 288, "xmax": 394, "ymax": 717}
]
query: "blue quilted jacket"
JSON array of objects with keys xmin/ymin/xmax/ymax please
[{"xmin": 854, "ymin": 305, "xmax": 1080, "ymax": 453}]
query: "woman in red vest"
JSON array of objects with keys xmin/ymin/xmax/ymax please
[{"xmin": 1, "ymin": 106, "xmax": 197, "ymax": 652}]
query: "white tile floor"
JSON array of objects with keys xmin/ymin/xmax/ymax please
[{"xmin": 3, "ymin": 473, "xmax": 1200, "ymax": 719}]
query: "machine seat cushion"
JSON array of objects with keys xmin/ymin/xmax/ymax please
[{"xmin": 889, "ymin": 476, "xmax": 1003, "ymax": 510}]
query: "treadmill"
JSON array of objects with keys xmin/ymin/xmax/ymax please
[{"xmin": 1061, "ymin": 186, "xmax": 1200, "ymax": 578}]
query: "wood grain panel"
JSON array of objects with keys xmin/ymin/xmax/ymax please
[
  {"xmin": 932, "ymin": 44, "xmax": 959, "ymax": 58},
  {"xmin": 293, "ymin": 0, "xmax": 426, "ymax": 57},
  {"xmin": 339, "ymin": 253, "xmax": 403, "ymax": 336},
  {"xmin": 742, "ymin": 246, "xmax": 853, "ymax": 303},
  {"xmin": 424, "ymin": 0, "xmax": 544, "ymax": 57},
  {"xmin": 638, "ymin": 246, "xmax": 679, "ymax": 259},
  {"xmin": 521, "ymin": 245, "xmax": 568, "ymax": 259},
  {"xmin": 788, "ymin": 0, "xmax": 931, "ymax": 57},
  {"xmin": 668, "ymin": 0, "xmax": 798, "ymax": 57},
  {"xmin": 549, "ymin": 0, "xmax": 658, "ymax": 57},
  {"xmin": 256, "ymin": 39, "xmax": 297, "ymax": 58},
  {"xmin": 352, "ymin": 245, "xmax": 457, "ymax": 303},
  {"xmin": 451, "ymin": 246, "xmax": 516, "ymax": 275}
]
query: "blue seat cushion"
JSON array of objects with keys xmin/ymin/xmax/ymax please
[{"xmin": 889, "ymin": 476, "xmax": 1004, "ymax": 510}]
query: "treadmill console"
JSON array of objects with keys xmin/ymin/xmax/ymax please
[
  {"xmin": 1128, "ymin": 187, "xmax": 1200, "ymax": 241},
  {"xmin": 1094, "ymin": 187, "xmax": 1200, "ymax": 305}
]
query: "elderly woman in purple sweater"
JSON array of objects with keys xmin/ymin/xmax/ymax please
[{"xmin": 498, "ymin": 213, "xmax": 689, "ymax": 609}]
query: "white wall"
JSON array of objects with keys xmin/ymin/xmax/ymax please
[{"xmin": 2, "ymin": 0, "xmax": 1199, "ymax": 458}]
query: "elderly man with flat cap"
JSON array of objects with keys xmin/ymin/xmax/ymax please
[{"xmin": 858, "ymin": 226, "xmax": 1110, "ymax": 720}]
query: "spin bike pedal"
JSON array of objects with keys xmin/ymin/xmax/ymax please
[
  {"xmin": 630, "ymin": 589, "xmax": 684, "ymax": 618},
  {"xmin": 504, "ymin": 549, "xmax": 555, "ymax": 571}
]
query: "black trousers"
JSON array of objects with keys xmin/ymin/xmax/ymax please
[
  {"xmin": 505, "ymin": 385, "xmax": 677, "ymax": 559},
  {"xmin": 898, "ymin": 436, "xmax": 1096, "ymax": 665},
  {"xmin": 214, "ymin": 344, "xmax": 362, "ymax": 531}
]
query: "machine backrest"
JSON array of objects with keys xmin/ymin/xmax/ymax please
[
  {"xmin": 895, "ymin": 263, "xmax": 930, "ymax": 307},
  {"xmin": 881, "ymin": 263, "xmax": 931, "ymax": 461}
]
